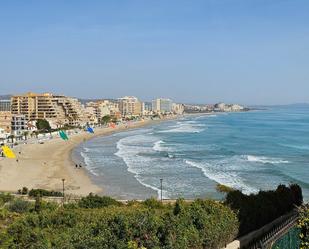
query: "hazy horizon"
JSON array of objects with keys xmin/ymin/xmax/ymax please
[{"xmin": 0, "ymin": 1, "xmax": 308, "ymax": 105}]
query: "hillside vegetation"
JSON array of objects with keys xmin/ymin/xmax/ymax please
[{"xmin": 0, "ymin": 195, "xmax": 238, "ymax": 249}]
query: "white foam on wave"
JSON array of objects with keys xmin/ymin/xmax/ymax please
[
  {"xmin": 245, "ymin": 155, "xmax": 289, "ymax": 164},
  {"xmin": 185, "ymin": 159, "xmax": 258, "ymax": 194},
  {"xmin": 159, "ymin": 122, "xmax": 206, "ymax": 133},
  {"xmin": 80, "ymin": 151, "xmax": 99, "ymax": 176},
  {"xmin": 115, "ymin": 135, "xmax": 169, "ymax": 199},
  {"xmin": 153, "ymin": 140, "xmax": 165, "ymax": 152}
]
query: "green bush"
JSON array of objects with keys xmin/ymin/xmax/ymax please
[
  {"xmin": 298, "ymin": 205, "xmax": 309, "ymax": 249},
  {"xmin": 28, "ymin": 188, "xmax": 63, "ymax": 197},
  {"xmin": 0, "ymin": 193, "xmax": 14, "ymax": 204},
  {"xmin": 143, "ymin": 197, "xmax": 164, "ymax": 209},
  {"xmin": 0, "ymin": 199, "xmax": 238, "ymax": 248},
  {"xmin": 7, "ymin": 199, "xmax": 32, "ymax": 213},
  {"xmin": 78, "ymin": 194, "xmax": 122, "ymax": 209},
  {"xmin": 225, "ymin": 184, "xmax": 303, "ymax": 236}
]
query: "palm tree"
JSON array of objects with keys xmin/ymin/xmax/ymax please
[
  {"xmin": 23, "ymin": 131, "xmax": 29, "ymax": 140},
  {"xmin": 7, "ymin": 135, "xmax": 15, "ymax": 144}
]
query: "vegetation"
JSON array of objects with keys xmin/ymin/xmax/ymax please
[
  {"xmin": 100, "ymin": 115, "xmax": 111, "ymax": 125},
  {"xmin": 78, "ymin": 193, "xmax": 122, "ymax": 208},
  {"xmin": 298, "ymin": 205, "xmax": 309, "ymax": 249},
  {"xmin": 0, "ymin": 193, "xmax": 14, "ymax": 207},
  {"xmin": 0, "ymin": 184, "xmax": 304, "ymax": 248},
  {"xmin": 7, "ymin": 199, "xmax": 31, "ymax": 214},
  {"xmin": 36, "ymin": 119, "xmax": 51, "ymax": 131},
  {"xmin": 28, "ymin": 188, "xmax": 63, "ymax": 197},
  {"xmin": 225, "ymin": 184, "xmax": 303, "ymax": 236},
  {"xmin": 0, "ymin": 195, "xmax": 238, "ymax": 249},
  {"xmin": 17, "ymin": 187, "xmax": 28, "ymax": 195},
  {"xmin": 216, "ymin": 184, "xmax": 235, "ymax": 193}
]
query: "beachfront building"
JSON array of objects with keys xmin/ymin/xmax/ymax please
[
  {"xmin": 0, "ymin": 100, "xmax": 11, "ymax": 112},
  {"xmin": 84, "ymin": 105, "xmax": 98, "ymax": 125},
  {"xmin": 142, "ymin": 102, "xmax": 153, "ymax": 116},
  {"xmin": 118, "ymin": 96, "xmax": 142, "ymax": 117},
  {"xmin": 152, "ymin": 98, "xmax": 173, "ymax": 114},
  {"xmin": 11, "ymin": 92, "xmax": 87, "ymax": 128},
  {"xmin": 172, "ymin": 103, "xmax": 185, "ymax": 115},
  {"xmin": 85, "ymin": 100, "xmax": 121, "ymax": 122},
  {"xmin": 214, "ymin": 103, "xmax": 245, "ymax": 112},
  {"xmin": 11, "ymin": 114, "xmax": 28, "ymax": 136}
]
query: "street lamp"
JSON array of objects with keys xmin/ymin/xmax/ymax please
[
  {"xmin": 62, "ymin": 178, "xmax": 65, "ymax": 204},
  {"xmin": 160, "ymin": 178, "xmax": 163, "ymax": 202}
]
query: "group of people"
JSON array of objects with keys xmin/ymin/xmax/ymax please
[{"xmin": 75, "ymin": 164, "xmax": 83, "ymax": 169}]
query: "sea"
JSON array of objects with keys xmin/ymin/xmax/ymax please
[{"xmin": 73, "ymin": 105, "xmax": 309, "ymax": 201}]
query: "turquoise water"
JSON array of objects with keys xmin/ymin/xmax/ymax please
[{"xmin": 75, "ymin": 106, "xmax": 309, "ymax": 201}]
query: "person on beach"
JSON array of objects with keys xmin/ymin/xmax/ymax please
[
  {"xmin": 75, "ymin": 164, "xmax": 78, "ymax": 168},
  {"xmin": 79, "ymin": 164, "xmax": 82, "ymax": 168}
]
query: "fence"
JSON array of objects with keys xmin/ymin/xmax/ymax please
[{"xmin": 246, "ymin": 212, "xmax": 298, "ymax": 249}]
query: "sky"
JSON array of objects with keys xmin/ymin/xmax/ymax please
[{"xmin": 0, "ymin": 0, "xmax": 308, "ymax": 105}]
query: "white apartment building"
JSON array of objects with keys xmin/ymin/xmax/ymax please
[
  {"xmin": 152, "ymin": 98, "xmax": 173, "ymax": 113},
  {"xmin": 118, "ymin": 96, "xmax": 142, "ymax": 117},
  {"xmin": 11, "ymin": 114, "xmax": 28, "ymax": 136}
]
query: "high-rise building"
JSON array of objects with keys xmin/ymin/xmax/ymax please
[
  {"xmin": 0, "ymin": 100, "xmax": 11, "ymax": 112},
  {"xmin": 118, "ymin": 96, "xmax": 142, "ymax": 117},
  {"xmin": 11, "ymin": 92, "xmax": 87, "ymax": 127},
  {"xmin": 152, "ymin": 98, "xmax": 173, "ymax": 113}
]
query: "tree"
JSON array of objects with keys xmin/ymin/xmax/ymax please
[
  {"xmin": 100, "ymin": 115, "xmax": 111, "ymax": 125},
  {"xmin": 36, "ymin": 119, "xmax": 51, "ymax": 132},
  {"xmin": 23, "ymin": 131, "xmax": 29, "ymax": 140},
  {"xmin": 7, "ymin": 135, "xmax": 15, "ymax": 143}
]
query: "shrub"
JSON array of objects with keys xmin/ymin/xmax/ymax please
[
  {"xmin": 7, "ymin": 199, "xmax": 32, "ymax": 213},
  {"xmin": 225, "ymin": 184, "xmax": 303, "ymax": 236},
  {"xmin": 28, "ymin": 188, "xmax": 63, "ymax": 197},
  {"xmin": 216, "ymin": 184, "xmax": 235, "ymax": 193},
  {"xmin": 298, "ymin": 205, "xmax": 309, "ymax": 249},
  {"xmin": 143, "ymin": 197, "xmax": 164, "ymax": 209},
  {"xmin": 0, "ymin": 193, "xmax": 14, "ymax": 205},
  {"xmin": 0, "ymin": 199, "xmax": 238, "ymax": 248},
  {"xmin": 21, "ymin": 187, "xmax": 28, "ymax": 195},
  {"xmin": 78, "ymin": 194, "xmax": 122, "ymax": 209}
]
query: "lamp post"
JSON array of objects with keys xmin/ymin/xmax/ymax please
[
  {"xmin": 160, "ymin": 178, "xmax": 163, "ymax": 202},
  {"xmin": 62, "ymin": 178, "xmax": 65, "ymax": 204}
]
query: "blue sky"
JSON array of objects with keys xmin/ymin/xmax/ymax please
[{"xmin": 0, "ymin": 0, "xmax": 308, "ymax": 104}]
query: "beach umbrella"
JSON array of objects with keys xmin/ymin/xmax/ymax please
[
  {"xmin": 86, "ymin": 127, "xmax": 94, "ymax": 134},
  {"xmin": 59, "ymin": 130, "xmax": 69, "ymax": 140},
  {"xmin": 110, "ymin": 123, "xmax": 116, "ymax": 128},
  {"xmin": 1, "ymin": 145, "xmax": 16, "ymax": 159}
]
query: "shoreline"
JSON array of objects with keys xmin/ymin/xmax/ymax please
[{"xmin": 0, "ymin": 117, "xmax": 180, "ymax": 196}]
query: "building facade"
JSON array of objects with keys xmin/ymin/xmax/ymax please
[
  {"xmin": 11, "ymin": 114, "xmax": 28, "ymax": 136},
  {"xmin": 152, "ymin": 98, "xmax": 173, "ymax": 113},
  {"xmin": 172, "ymin": 103, "xmax": 185, "ymax": 115},
  {"xmin": 118, "ymin": 96, "xmax": 142, "ymax": 117},
  {"xmin": 11, "ymin": 92, "xmax": 87, "ymax": 128},
  {"xmin": 0, "ymin": 100, "xmax": 11, "ymax": 112}
]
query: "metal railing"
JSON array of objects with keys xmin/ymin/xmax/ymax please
[{"xmin": 247, "ymin": 212, "xmax": 298, "ymax": 249}]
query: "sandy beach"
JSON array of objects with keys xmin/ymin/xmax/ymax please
[{"xmin": 0, "ymin": 119, "xmax": 167, "ymax": 196}]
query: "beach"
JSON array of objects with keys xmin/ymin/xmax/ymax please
[{"xmin": 0, "ymin": 119, "xmax": 168, "ymax": 196}]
